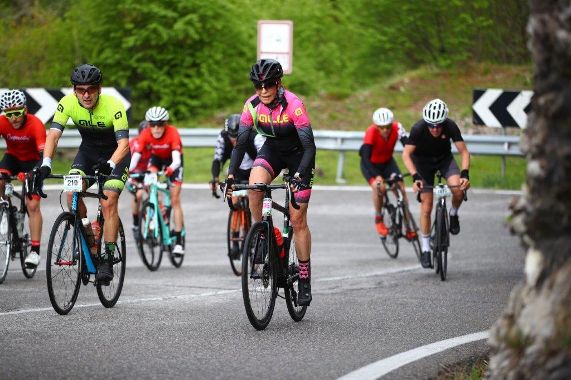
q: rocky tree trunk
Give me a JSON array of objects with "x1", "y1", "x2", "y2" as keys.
[{"x1": 488, "y1": 1, "x2": 571, "y2": 379}]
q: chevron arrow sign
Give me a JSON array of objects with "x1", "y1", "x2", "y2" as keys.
[
  {"x1": 0, "y1": 87, "x2": 131, "y2": 125},
  {"x1": 472, "y1": 89, "x2": 532, "y2": 128}
]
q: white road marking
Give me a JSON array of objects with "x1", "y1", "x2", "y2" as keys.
[{"x1": 338, "y1": 331, "x2": 489, "y2": 379}]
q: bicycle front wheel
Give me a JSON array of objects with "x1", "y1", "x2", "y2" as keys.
[
  {"x1": 138, "y1": 201, "x2": 163, "y2": 271},
  {"x1": 380, "y1": 204, "x2": 399, "y2": 258},
  {"x1": 434, "y1": 207, "x2": 447, "y2": 281},
  {"x1": 0, "y1": 204, "x2": 12, "y2": 284},
  {"x1": 284, "y1": 227, "x2": 307, "y2": 322},
  {"x1": 228, "y1": 207, "x2": 250, "y2": 276},
  {"x1": 46, "y1": 212, "x2": 81, "y2": 315},
  {"x1": 242, "y1": 222, "x2": 277, "y2": 330},
  {"x1": 168, "y1": 227, "x2": 185, "y2": 268},
  {"x1": 97, "y1": 219, "x2": 127, "y2": 307},
  {"x1": 402, "y1": 202, "x2": 422, "y2": 262},
  {"x1": 19, "y1": 212, "x2": 36, "y2": 279}
]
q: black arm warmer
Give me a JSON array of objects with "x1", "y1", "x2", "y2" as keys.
[{"x1": 295, "y1": 126, "x2": 316, "y2": 175}]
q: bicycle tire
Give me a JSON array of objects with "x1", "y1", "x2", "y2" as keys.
[
  {"x1": 97, "y1": 219, "x2": 127, "y2": 307},
  {"x1": 0, "y1": 204, "x2": 12, "y2": 284},
  {"x1": 228, "y1": 206, "x2": 251, "y2": 276},
  {"x1": 168, "y1": 227, "x2": 185, "y2": 268},
  {"x1": 402, "y1": 202, "x2": 422, "y2": 262},
  {"x1": 137, "y1": 201, "x2": 163, "y2": 271},
  {"x1": 46, "y1": 212, "x2": 81, "y2": 315},
  {"x1": 18, "y1": 211, "x2": 36, "y2": 279},
  {"x1": 380, "y1": 203, "x2": 399, "y2": 258},
  {"x1": 434, "y1": 206, "x2": 447, "y2": 281},
  {"x1": 242, "y1": 222, "x2": 277, "y2": 330},
  {"x1": 284, "y1": 227, "x2": 307, "y2": 322}
]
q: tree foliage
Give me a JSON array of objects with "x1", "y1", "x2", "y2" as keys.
[{"x1": 0, "y1": 0, "x2": 530, "y2": 123}]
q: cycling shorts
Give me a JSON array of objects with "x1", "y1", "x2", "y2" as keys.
[
  {"x1": 253, "y1": 145, "x2": 314, "y2": 203},
  {"x1": 70, "y1": 147, "x2": 131, "y2": 193},
  {"x1": 360, "y1": 157, "x2": 402, "y2": 186},
  {"x1": 0, "y1": 153, "x2": 39, "y2": 176},
  {"x1": 148, "y1": 156, "x2": 184, "y2": 186},
  {"x1": 413, "y1": 156, "x2": 460, "y2": 192}
]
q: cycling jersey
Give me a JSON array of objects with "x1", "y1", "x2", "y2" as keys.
[
  {"x1": 135, "y1": 125, "x2": 182, "y2": 160},
  {"x1": 361, "y1": 122, "x2": 407, "y2": 164},
  {"x1": 0, "y1": 114, "x2": 46, "y2": 161},
  {"x1": 51, "y1": 93, "x2": 129, "y2": 149},
  {"x1": 407, "y1": 119, "x2": 463, "y2": 163},
  {"x1": 129, "y1": 136, "x2": 151, "y2": 173},
  {"x1": 229, "y1": 89, "x2": 316, "y2": 178}
]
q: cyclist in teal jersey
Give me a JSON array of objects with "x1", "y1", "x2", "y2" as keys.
[{"x1": 35, "y1": 64, "x2": 130, "y2": 284}]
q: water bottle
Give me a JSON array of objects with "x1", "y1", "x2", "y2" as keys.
[
  {"x1": 16, "y1": 211, "x2": 25, "y2": 237},
  {"x1": 273, "y1": 226, "x2": 285, "y2": 259},
  {"x1": 81, "y1": 218, "x2": 95, "y2": 250}
]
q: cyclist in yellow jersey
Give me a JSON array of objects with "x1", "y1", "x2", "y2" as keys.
[{"x1": 35, "y1": 64, "x2": 130, "y2": 285}]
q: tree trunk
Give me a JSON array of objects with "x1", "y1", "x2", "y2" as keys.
[{"x1": 487, "y1": 1, "x2": 571, "y2": 379}]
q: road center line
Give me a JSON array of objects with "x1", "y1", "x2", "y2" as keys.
[{"x1": 338, "y1": 331, "x2": 489, "y2": 380}]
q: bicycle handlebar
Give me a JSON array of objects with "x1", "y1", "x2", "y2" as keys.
[
  {"x1": 222, "y1": 177, "x2": 301, "y2": 212},
  {"x1": 46, "y1": 171, "x2": 109, "y2": 201}
]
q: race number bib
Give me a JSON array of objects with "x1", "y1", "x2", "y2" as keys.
[{"x1": 63, "y1": 175, "x2": 83, "y2": 192}]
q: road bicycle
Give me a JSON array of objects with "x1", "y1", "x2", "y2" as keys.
[
  {"x1": 419, "y1": 172, "x2": 467, "y2": 281},
  {"x1": 135, "y1": 172, "x2": 185, "y2": 271},
  {"x1": 0, "y1": 174, "x2": 36, "y2": 284},
  {"x1": 225, "y1": 188, "x2": 252, "y2": 276},
  {"x1": 42, "y1": 171, "x2": 126, "y2": 314},
  {"x1": 377, "y1": 174, "x2": 421, "y2": 261},
  {"x1": 226, "y1": 176, "x2": 307, "y2": 330}
]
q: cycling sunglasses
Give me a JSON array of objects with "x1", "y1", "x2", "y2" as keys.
[
  {"x1": 428, "y1": 123, "x2": 443, "y2": 129},
  {"x1": 149, "y1": 121, "x2": 166, "y2": 128},
  {"x1": 253, "y1": 79, "x2": 278, "y2": 90},
  {"x1": 378, "y1": 124, "x2": 392, "y2": 129},
  {"x1": 4, "y1": 109, "x2": 25, "y2": 118},
  {"x1": 74, "y1": 85, "x2": 99, "y2": 96}
]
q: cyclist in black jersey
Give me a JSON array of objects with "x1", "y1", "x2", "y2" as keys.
[
  {"x1": 35, "y1": 64, "x2": 131, "y2": 284},
  {"x1": 225, "y1": 59, "x2": 316, "y2": 306},
  {"x1": 402, "y1": 99, "x2": 470, "y2": 268}
]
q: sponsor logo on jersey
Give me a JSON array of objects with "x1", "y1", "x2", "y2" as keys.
[{"x1": 257, "y1": 114, "x2": 289, "y2": 124}]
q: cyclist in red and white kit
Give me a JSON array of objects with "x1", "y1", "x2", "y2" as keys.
[
  {"x1": 129, "y1": 106, "x2": 185, "y2": 256},
  {"x1": 360, "y1": 107, "x2": 414, "y2": 238},
  {"x1": 225, "y1": 59, "x2": 316, "y2": 306},
  {"x1": 127, "y1": 121, "x2": 152, "y2": 235},
  {"x1": 0, "y1": 89, "x2": 46, "y2": 267}
]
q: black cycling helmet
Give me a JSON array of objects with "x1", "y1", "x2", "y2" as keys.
[
  {"x1": 71, "y1": 63, "x2": 103, "y2": 85},
  {"x1": 249, "y1": 59, "x2": 283, "y2": 83},
  {"x1": 225, "y1": 114, "x2": 240, "y2": 138}
]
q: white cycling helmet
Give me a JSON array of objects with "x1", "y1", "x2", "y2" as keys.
[
  {"x1": 145, "y1": 106, "x2": 169, "y2": 122},
  {"x1": 0, "y1": 89, "x2": 27, "y2": 111},
  {"x1": 422, "y1": 98, "x2": 448, "y2": 125},
  {"x1": 372, "y1": 107, "x2": 394, "y2": 126}
]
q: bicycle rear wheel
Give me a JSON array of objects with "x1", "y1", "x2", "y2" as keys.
[
  {"x1": 242, "y1": 222, "x2": 277, "y2": 330},
  {"x1": 19, "y1": 212, "x2": 36, "y2": 279},
  {"x1": 0, "y1": 204, "x2": 12, "y2": 284},
  {"x1": 228, "y1": 207, "x2": 250, "y2": 276},
  {"x1": 137, "y1": 201, "x2": 163, "y2": 271},
  {"x1": 97, "y1": 219, "x2": 127, "y2": 307},
  {"x1": 46, "y1": 212, "x2": 81, "y2": 315},
  {"x1": 380, "y1": 204, "x2": 399, "y2": 258},
  {"x1": 402, "y1": 202, "x2": 422, "y2": 262},
  {"x1": 284, "y1": 227, "x2": 307, "y2": 322}
]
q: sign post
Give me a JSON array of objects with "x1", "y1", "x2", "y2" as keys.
[{"x1": 257, "y1": 20, "x2": 293, "y2": 74}]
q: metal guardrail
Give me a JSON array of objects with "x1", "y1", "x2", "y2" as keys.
[{"x1": 0, "y1": 128, "x2": 522, "y2": 183}]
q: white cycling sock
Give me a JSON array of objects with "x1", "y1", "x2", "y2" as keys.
[
  {"x1": 421, "y1": 234, "x2": 430, "y2": 252},
  {"x1": 449, "y1": 207, "x2": 458, "y2": 216}
]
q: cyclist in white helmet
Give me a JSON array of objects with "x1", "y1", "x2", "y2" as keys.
[
  {"x1": 0, "y1": 89, "x2": 46, "y2": 268},
  {"x1": 360, "y1": 107, "x2": 412, "y2": 238},
  {"x1": 129, "y1": 106, "x2": 185, "y2": 255},
  {"x1": 402, "y1": 98, "x2": 471, "y2": 269}
]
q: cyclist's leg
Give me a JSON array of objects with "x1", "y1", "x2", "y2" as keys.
[
  {"x1": 361, "y1": 159, "x2": 387, "y2": 235},
  {"x1": 248, "y1": 148, "x2": 278, "y2": 222},
  {"x1": 442, "y1": 158, "x2": 462, "y2": 234},
  {"x1": 414, "y1": 158, "x2": 436, "y2": 267}
]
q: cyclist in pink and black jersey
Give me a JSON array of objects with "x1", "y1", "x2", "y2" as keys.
[{"x1": 225, "y1": 59, "x2": 316, "y2": 306}]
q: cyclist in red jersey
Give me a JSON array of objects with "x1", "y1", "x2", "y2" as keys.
[
  {"x1": 0, "y1": 89, "x2": 46, "y2": 267},
  {"x1": 127, "y1": 121, "x2": 151, "y2": 235},
  {"x1": 225, "y1": 59, "x2": 316, "y2": 306},
  {"x1": 360, "y1": 107, "x2": 414, "y2": 238},
  {"x1": 129, "y1": 106, "x2": 185, "y2": 255}
]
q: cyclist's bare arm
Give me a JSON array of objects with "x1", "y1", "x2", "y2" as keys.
[
  {"x1": 402, "y1": 144, "x2": 422, "y2": 191},
  {"x1": 109, "y1": 138, "x2": 129, "y2": 166},
  {"x1": 453, "y1": 140, "x2": 471, "y2": 190},
  {"x1": 42, "y1": 128, "x2": 63, "y2": 161}
]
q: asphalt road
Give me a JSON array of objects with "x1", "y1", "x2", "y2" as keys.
[{"x1": 0, "y1": 185, "x2": 524, "y2": 379}]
